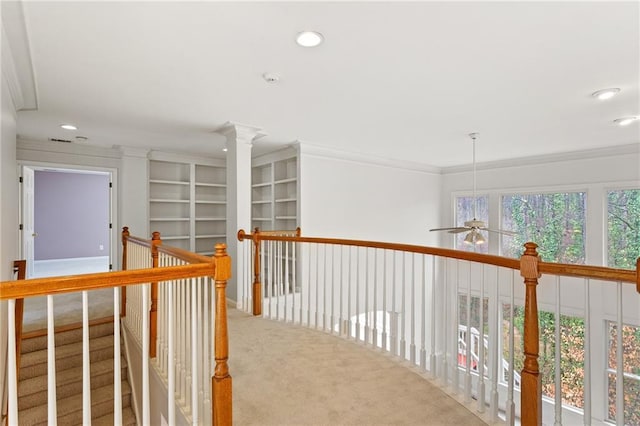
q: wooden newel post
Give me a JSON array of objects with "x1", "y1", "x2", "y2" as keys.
[
  {"x1": 252, "y1": 227, "x2": 262, "y2": 316},
  {"x1": 149, "y1": 231, "x2": 161, "y2": 358},
  {"x1": 212, "y1": 243, "x2": 232, "y2": 426},
  {"x1": 520, "y1": 242, "x2": 542, "y2": 426},
  {"x1": 121, "y1": 227, "x2": 130, "y2": 317}
]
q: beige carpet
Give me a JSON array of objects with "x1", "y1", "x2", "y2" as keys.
[
  {"x1": 229, "y1": 308, "x2": 488, "y2": 426},
  {"x1": 22, "y1": 289, "x2": 114, "y2": 332}
]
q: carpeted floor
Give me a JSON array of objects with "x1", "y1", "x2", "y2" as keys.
[{"x1": 228, "y1": 308, "x2": 488, "y2": 425}]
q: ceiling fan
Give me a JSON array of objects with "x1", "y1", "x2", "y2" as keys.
[{"x1": 430, "y1": 133, "x2": 516, "y2": 245}]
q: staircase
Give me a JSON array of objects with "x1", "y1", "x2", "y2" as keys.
[{"x1": 16, "y1": 319, "x2": 137, "y2": 426}]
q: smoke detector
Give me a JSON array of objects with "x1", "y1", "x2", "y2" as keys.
[{"x1": 262, "y1": 72, "x2": 280, "y2": 83}]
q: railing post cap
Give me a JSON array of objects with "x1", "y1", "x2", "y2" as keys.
[
  {"x1": 523, "y1": 242, "x2": 538, "y2": 255},
  {"x1": 152, "y1": 231, "x2": 161, "y2": 241}
]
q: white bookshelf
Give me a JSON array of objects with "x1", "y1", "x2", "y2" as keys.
[
  {"x1": 149, "y1": 158, "x2": 226, "y2": 255},
  {"x1": 251, "y1": 149, "x2": 299, "y2": 231}
]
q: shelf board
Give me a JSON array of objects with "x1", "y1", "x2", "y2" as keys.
[
  {"x1": 253, "y1": 218, "x2": 272, "y2": 221},
  {"x1": 275, "y1": 198, "x2": 297, "y2": 203},
  {"x1": 195, "y1": 234, "x2": 226, "y2": 239},
  {"x1": 195, "y1": 182, "x2": 226, "y2": 188},
  {"x1": 150, "y1": 217, "x2": 190, "y2": 222},
  {"x1": 251, "y1": 182, "x2": 272, "y2": 188},
  {"x1": 150, "y1": 199, "x2": 189, "y2": 203},
  {"x1": 195, "y1": 200, "x2": 226, "y2": 204},
  {"x1": 195, "y1": 217, "x2": 226, "y2": 221},
  {"x1": 150, "y1": 179, "x2": 190, "y2": 186},
  {"x1": 252, "y1": 200, "x2": 272, "y2": 205},
  {"x1": 274, "y1": 177, "x2": 297, "y2": 185},
  {"x1": 275, "y1": 216, "x2": 296, "y2": 220},
  {"x1": 161, "y1": 235, "x2": 190, "y2": 241}
]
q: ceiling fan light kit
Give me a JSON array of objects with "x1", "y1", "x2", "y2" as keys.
[{"x1": 429, "y1": 133, "x2": 516, "y2": 244}]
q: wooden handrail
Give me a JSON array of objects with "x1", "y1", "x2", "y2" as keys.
[
  {"x1": 238, "y1": 230, "x2": 638, "y2": 284},
  {"x1": 157, "y1": 244, "x2": 215, "y2": 264},
  {"x1": 0, "y1": 263, "x2": 215, "y2": 300}
]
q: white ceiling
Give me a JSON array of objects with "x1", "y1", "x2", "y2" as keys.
[{"x1": 9, "y1": 1, "x2": 640, "y2": 167}]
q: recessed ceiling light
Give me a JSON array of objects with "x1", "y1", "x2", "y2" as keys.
[
  {"x1": 222, "y1": 148, "x2": 228, "y2": 152},
  {"x1": 296, "y1": 31, "x2": 324, "y2": 47},
  {"x1": 60, "y1": 124, "x2": 77, "y2": 130},
  {"x1": 262, "y1": 72, "x2": 280, "y2": 83},
  {"x1": 613, "y1": 116, "x2": 639, "y2": 126},
  {"x1": 592, "y1": 88, "x2": 620, "y2": 100}
]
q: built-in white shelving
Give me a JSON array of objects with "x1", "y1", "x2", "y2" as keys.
[
  {"x1": 149, "y1": 158, "x2": 226, "y2": 255},
  {"x1": 251, "y1": 150, "x2": 299, "y2": 231}
]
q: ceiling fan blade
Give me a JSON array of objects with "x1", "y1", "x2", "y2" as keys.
[
  {"x1": 429, "y1": 227, "x2": 468, "y2": 233},
  {"x1": 482, "y1": 228, "x2": 518, "y2": 236},
  {"x1": 448, "y1": 228, "x2": 472, "y2": 234}
]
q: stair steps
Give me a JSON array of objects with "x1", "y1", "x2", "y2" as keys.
[{"x1": 17, "y1": 320, "x2": 137, "y2": 426}]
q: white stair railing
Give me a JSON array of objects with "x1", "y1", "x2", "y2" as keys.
[{"x1": 237, "y1": 229, "x2": 639, "y2": 426}]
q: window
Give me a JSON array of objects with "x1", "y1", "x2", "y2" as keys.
[
  {"x1": 607, "y1": 322, "x2": 640, "y2": 424},
  {"x1": 455, "y1": 195, "x2": 489, "y2": 253},
  {"x1": 501, "y1": 192, "x2": 586, "y2": 263},
  {"x1": 502, "y1": 304, "x2": 585, "y2": 409},
  {"x1": 607, "y1": 189, "x2": 640, "y2": 269}
]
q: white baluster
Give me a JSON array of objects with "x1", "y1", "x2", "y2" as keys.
[
  {"x1": 307, "y1": 244, "x2": 312, "y2": 327},
  {"x1": 382, "y1": 250, "x2": 388, "y2": 351},
  {"x1": 293, "y1": 240, "x2": 298, "y2": 324},
  {"x1": 452, "y1": 261, "x2": 459, "y2": 395},
  {"x1": 615, "y1": 282, "x2": 623, "y2": 426},
  {"x1": 429, "y1": 257, "x2": 437, "y2": 378},
  {"x1": 142, "y1": 283, "x2": 150, "y2": 425},
  {"x1": 347, "y1": 247, "x2": 352, "y2": 338},
  {"x1": 400, "y1": 253, "x2": 406, "y2": 359},
  {"x1": 8, "y1": 299, "x2": 18, "y2": 425},
  {"x1": 464, "y1": 263, "x2": 472, "y2": 401},
  {"x1": 410, "y1": 253, "x2": 416, "y2": 364},
  {"x1": 315, "y1": 244, "x2": 320, "y2": 329},
  {"x1": 114, "y1": 287, "x2": 122, "y2": 426},
  {"x1": 356, "y1": 249, "x2": 361, "y2": 342},
  {"x1": 373, "y1": 249, "x2": 378, "y2": 348},
  {"x1": 285, "y1": 240, "x2": 289, "y2": 322},
  {"x1": 276, "y1": 241, "x2": 281, "y2": 320},
  {"x1": 331, "y1": 245, "x2": 335, "y2": 334},
  {"x1": 47, "y1": 295, "x2": 57, "y2": 425},
  {"x1": 323, "y1": 244, "x2": 327, "y2": 332},
  {"x1": 506, "y1": 271, "x2": 516, "y2": 426},
  {"x1": 168, "y1": 275, "x2": 176, "y2": 426},
  {"x1": 191, "y1": 277, "x2": 199, "y2": 425},
  {"x1": 420, "y1": 255, "x2": 427, "y2": 370},
  {"x1": 364, "y1": 248, "x2": 369, "y2": 343},
  {"x1": 490, "y1": 267, "x2": 499, "y2": 421},
  {"x1": 478, "y1": 264, "x2": 485, "y2": 413},
  {"x1": 442, "y1": 258, "x2": 449, "y2": 387},
  {"x1": 583, "y1": 279, "x2": 591, "y2": 426},
  {"x1": 82, "y1": 291, "x2": 92, "y2": 424}
]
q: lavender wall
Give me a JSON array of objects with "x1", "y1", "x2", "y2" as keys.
[{"x1": 34, "y1": 170, "x2": 110, "y2": 260}]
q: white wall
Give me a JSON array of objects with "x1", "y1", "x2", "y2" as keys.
[
  {"x1": 0, "y1": 56, "x2": 19, "y2": 424},
  {"x1": 299, "y1": 146, "x2": 441, "y2": 246}
]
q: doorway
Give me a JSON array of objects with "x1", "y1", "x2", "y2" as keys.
[{"x1": 20, "y1": 164, "x2": 115, "y2": 331}]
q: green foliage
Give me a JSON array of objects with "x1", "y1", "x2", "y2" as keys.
[
  {"x1": 501, "y1": 192, "x2": 586, "y2": 263},
  {"x1": 608, "y1": 189, "x2": 640, "y2": 269}
]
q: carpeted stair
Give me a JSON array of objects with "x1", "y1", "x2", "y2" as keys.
[{"x1": 17, "y1": 320, "x2": 137, "y2": 426}]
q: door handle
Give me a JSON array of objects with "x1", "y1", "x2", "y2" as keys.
[{"x1": 32, "y1": 232, "x2": 38, "y2": 237}]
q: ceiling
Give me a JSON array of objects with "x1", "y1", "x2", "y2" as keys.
[{"x1": 8, "y1": 1, "x2": 640, "y2": 167}]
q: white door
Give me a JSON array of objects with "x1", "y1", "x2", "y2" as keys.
[{"x1": 21, "y1": 166, "x2": 35, "y2": 278}]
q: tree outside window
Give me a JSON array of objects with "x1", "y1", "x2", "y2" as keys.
[
  {"x1": 501, "y1": 192, "x2": 586, "y2": 263},
  {"x1": 455, "y1": 195, "x2": 488, "y2": 253}
]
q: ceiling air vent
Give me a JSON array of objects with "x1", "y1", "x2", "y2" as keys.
[{"x1": 48, "y1": 137, "x2": 72, "y2": 143}]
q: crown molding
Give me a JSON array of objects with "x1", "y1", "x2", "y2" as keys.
[
  {"x1": 147, "y1": 149, "x2": 225, "y2": 166},
  {"x1": 297, "y1": 141, "x2": 441, "y2": 174},
  {"x1": 17, "y1": 138, "x2": 122, "y2": 159},
  {"x1": 1, "y1": 1, "x2": 38, "y2": 110},
  {"x1": 441, "y1": 143, "x2": 640, "y2": 174}
]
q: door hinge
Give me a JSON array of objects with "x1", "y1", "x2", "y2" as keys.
[
  {"x1": 19, "y1": 176, "x2": 23, "y2": 183},
  {"x1": 109, "y1": 182, "x2": 112, "y2": 188},
  {"x1": 109, "y1": 264, "x2": 113, "y2": 271},
  {"x1": 109, "y1": 223, "x2": 112, "y2": 229},
  {"x1": 19, "y1": 224, "x2": 23, "y2": 230}
]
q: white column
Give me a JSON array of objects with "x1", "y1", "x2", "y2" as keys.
[{"x1": 217, "y1": 122, "x2": 265, "y2": 302}]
